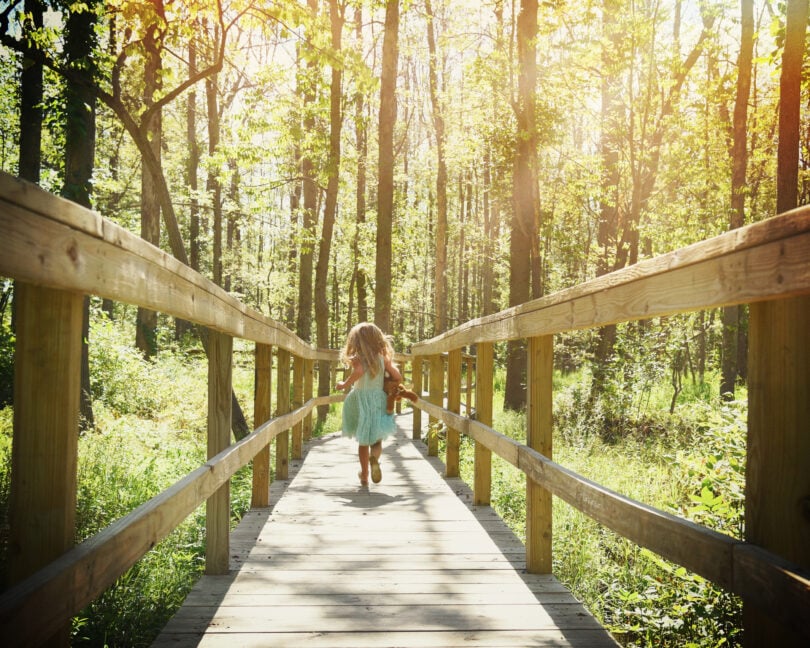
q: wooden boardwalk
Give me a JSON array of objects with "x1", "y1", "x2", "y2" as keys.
[{"x1": 152, "y1": 414, "x2": 618, "y2": 647}]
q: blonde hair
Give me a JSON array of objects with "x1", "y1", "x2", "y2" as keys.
[{"x1": 340, "y1": 322, "x2": 394, "y2": 378}]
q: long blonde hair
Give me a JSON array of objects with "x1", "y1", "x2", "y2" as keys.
[{"x1": 340, "y1": 322, "x2": 394, "y2": 378}]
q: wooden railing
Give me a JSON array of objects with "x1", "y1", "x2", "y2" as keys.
[
  {"x1": 2, "y1": 169, "x2": 810, "y2": 645},
  {"x1": 0, "y1": 172, "x2": 343, "y2": 646},
  {"x1": 406, "y1": 210, "x2": 810, "y2": 645}
]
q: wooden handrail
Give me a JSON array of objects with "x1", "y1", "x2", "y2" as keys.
[
  {"x1": 0, "y1": 394, "x2": 344, "y2": 648},
  {"x1": 0, "y1": 172, "x2": 337, "y2": 362},
  {"x1": 412, "y1": 206, "x2": 810, "y2": 354},
  {"x1": 411, "y1": 397, "x2": 810, "y2": 639}
]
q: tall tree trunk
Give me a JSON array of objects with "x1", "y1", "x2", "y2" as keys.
[
  {"x1": 188, "y1": 35, "x2": 201, "y2": 273},
  {"x1": 19, "y1": 0, "x2": 43, "y2": 183},
  {"x1": 425, "y1": 0, "x2": 448, "y2": 334},
  {"x1": 352, "y1": 6, "x2": 369, "y2": 325},
  {"x1": 177, "y1": 33, "x2": 199, "y2": 341},
  {"x1": 136, "y1": 14, "x2": 163, "y2": 358},
  {"x1": 591, "y1": 0, "x2": 622, "y2": 401},
  {"x1": 375, "y1": 0, "x2": 400, "y2": 333},
  {"x1": 315, "y1": 0, "x2": 344, "y2": 422},
  {"x1": 297, "y1": 0, "x2": 319, "y2": 343},
  {"x1": 721, "y1": 0, "x2": 754, "y2": 400},
  {"x1": 62, "y1": 2, "x2": 98, "y2": 440},
  {"x1": 206, "y1": 58, "x2": 223, "y2": 287},
  {"x1": 504, "y1": 0, "x2": 538, "y2": 411}
]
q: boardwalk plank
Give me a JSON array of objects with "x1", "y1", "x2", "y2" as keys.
[{"x1": 152, "y1": 415, "x2": 618, "y2": 647}]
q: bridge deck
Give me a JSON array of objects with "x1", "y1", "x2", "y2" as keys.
[{"x1": 152, "y1": 414, "x2": 618, "y2": 647}]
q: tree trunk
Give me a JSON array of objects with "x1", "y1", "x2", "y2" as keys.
[
  {"x1": 315, "y1": 0, "x2": 344, "y2": 422},
  {"x1": 746, "y1": 5, "x2": 810, "y2": 642},
  {"x1": 352, "y1": 7, "x2": 368, "y2": 325},
  {"x1": 425, "y1": 0, "x2": 448, "y2": 334},
  {"x1": 136, "y1": 15, "x2": 163, "y2": 358},
  {"x1": 18, "y1": 0, "x2": 43, "y2": 183},
  {"x1": 721, "y1": 0, "x2": 754, "y2": 400},
  {"x1": 297, "y1": 0, "x2": 319, "y2": 343},
  {"x1": 206, "y1": 59, "x2": 223, "y2": 287},
  {"x1": 504, "y1": 0, "x2": 538, "y2": 411},
  {"x1": 62, "y1": 1, "x2": 98, "y2": 434},
  {"x1": 375, "y1": 0, "x2": 400, "y2": 334}
]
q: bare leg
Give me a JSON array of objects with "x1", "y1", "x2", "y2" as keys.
[
  {"x1": 358, "y1": 445, "x2": 370, "y2": 484},
  {"x1": 370, "y1": 441, "x2": 383, "y2": 483}
]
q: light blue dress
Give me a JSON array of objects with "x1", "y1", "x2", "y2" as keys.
[{"x1": 341, "y1": 355, "x2": 397, "y2": 445}]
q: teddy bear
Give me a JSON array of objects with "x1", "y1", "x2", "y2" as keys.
[{"x1": 383, "y1": 375, "x2": 419, "y2": 414}]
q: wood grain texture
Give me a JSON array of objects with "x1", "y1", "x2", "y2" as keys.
[
  {"x1": 206, "y1": 331, "x2": 232, "y2": 575},
  {"x1": 412, "y1": 208, "x2": 810, "y2": 355},
  {"x1": 474, "y1": 342, "x2": 493, "y2": 507},
  {"x1": 276, "y1": 348, "x2": 291, "y2": 480},
  {"x1": 745, "y1": 295, "x2": 810, "y2": 646},
  {"x1": 411, "y1": 356, "x2": 423, "y2": 440},
  {"x1": 446, "y1": 348, "x2": 462, "y2": 477},
  {"x1": 251, "y1": 344, "x2": 273, "y2": 508},
  {"x1": 0, "y1": 395, "x2": 343, "y2": 648},
  {"x1": 0, "y1": 172, "x2": 335, "y2": 361},
  {"x1": 428, "y1": 354, "x2": 444, "y2": 456},
  {"x1": 526, "y1": 335, "x2": 553, "y2": 574},
  {"x1": 151, "y1": 415, "x2": 618, "y2": 648}
]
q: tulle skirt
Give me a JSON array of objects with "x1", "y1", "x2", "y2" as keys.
[{"x1": 342, "y1": 387, "x2": 397, "y2": 446}]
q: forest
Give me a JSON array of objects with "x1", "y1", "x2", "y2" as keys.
[{"x1": 1, "y1": 0, "x2": 809, "y2": 646}]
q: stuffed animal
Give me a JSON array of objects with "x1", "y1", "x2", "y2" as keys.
[{"x1": 383, "y1": 375, "x2": 419, "y2": 414}]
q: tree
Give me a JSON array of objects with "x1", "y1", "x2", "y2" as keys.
[
  {"x1": 504, "y1": 0, "x2": 538, "y2": 411},
  {"x1": 721, "y1": 0, "x2": 754, "y2": 400},
  {"x1": 315, "y1": 0, "x2": 345, "y2": 421},
  {"x1": 135, "y1": 1, "x2": 165, "y2": 358},
  {"x1": 18, "y1": 0, "x2": 43, "y2": 183},
  {"x1": 425, "y1": 0, "x2": 448, "y2": 334},
  {"x1": 374, "y1": 0, "x2": 400, "y2": 333},
  {"x1": 62, "y1": 0, "x2": 99, "y2": 432}
]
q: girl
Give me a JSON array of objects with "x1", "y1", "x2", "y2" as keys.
[{"x1": 336, "y1": 322, "x2": 402, "y2": 485}]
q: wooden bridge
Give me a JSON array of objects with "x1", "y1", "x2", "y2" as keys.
[
  {"x1": 152, "y1": 417, "x2": 617, "y2": 647},
  {"x1": 1, "y1": 170, "x2": 809, "y2": 646}
]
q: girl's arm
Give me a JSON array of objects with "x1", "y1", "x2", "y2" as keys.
[
  {"x1": 336, "y1": 357, "x2": 364, "y2": 391},
  {"x1": 384, "y1": 357, "x2": 403, "y2": 383}
]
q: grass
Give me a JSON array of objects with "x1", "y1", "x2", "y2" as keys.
[
  {"x1": 0, "y1": 310, "x2": 343, "y2": 647},
  {"x1": 0, "y1": 309, "x2": 744, "y2": 647},
  {"x1": 453, "y1": 367, "x2": 744, "y2": 648}
]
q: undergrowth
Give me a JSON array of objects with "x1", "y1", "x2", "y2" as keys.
[
  {"x1": 0, "y1": 309, "x2": 340, "y2": 647},
  {"x1": 0, "y1": 308, "x2": 745, "y2": 647},
  {"x1": 456, "y1": 368, "x2": 744, "y2": 647}
]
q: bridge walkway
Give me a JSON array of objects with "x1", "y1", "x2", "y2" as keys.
[{"x1": 152, "y1": 413, "x2": 618, "y2": 647}]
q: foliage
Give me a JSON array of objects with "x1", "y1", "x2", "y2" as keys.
[{"x1": 456, "y1": 369, "x2": 746, "y2": 648}]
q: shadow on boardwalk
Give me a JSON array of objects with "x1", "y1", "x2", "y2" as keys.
[{"x1": 152, "y1": 412, "x2": 618, "y2": 647}]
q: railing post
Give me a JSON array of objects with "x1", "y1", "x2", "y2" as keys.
[
  {"x1": 252, "y1": 343, "x2": 273, "y2": 508},
  {"x1": 465, "y1": 355, "x2": 473, "y2": 415},
  {"x1": 292, "y1": 354, "x2": 304, "y2": 459},
  {"x1": 428, "y1": 353, "x2": 444, "y2": 456},
  {"x1": 304, "y1": 358, "x2": 314, "y2": 442},
  {"x1": 206, "y1": 329, "x2": 232, "y2": 575},
  {"x1": 446, "y1": 348, "x2": 462, "y2": 477},
  {"x1": 526, "y1": 335, "x2": 553, "y2": 574},
  {"x1": 474, "y1": 342, "x2": 493, "y2": 506},
  {"x1": 276, "y1": 347, "x2": 290, "y2": 480},
  {"x1": 10, "y1": 283, "x2": 83, "y2": 646},
  {"x1": 745, "y1": 295, "x2": 810, "y2": 647},
  {"x1": 412, "y1": 356, "x2": 423, "y2": 440}
]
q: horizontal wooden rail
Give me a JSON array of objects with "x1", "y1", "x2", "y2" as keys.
[
  {"x1": 412, "y1": 207, "x2": 810, "y2": 354},
  {"x1": 411, "y1": 398, "x2": 810, "y2": 639},
  {"x1": 0, "y1": 172, "x2": 336, "y2": 362},
  {"x1": 0, "y1": 394, "x2": 344, "y2": 648}
]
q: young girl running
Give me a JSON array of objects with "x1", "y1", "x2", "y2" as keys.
[{"x1": 336, "y1": 322, "x2": 402, "y2": 485}]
